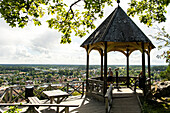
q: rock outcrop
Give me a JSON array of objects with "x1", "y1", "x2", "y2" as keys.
[{"x1": 153, "y1": 81, "x2": 170, "y2": 99}]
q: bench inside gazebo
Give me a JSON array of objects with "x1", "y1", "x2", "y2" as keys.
[{"x1": 81, "y1": 4, "x2": 155, "y2": 101}]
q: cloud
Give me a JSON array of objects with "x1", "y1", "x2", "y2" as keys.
[{"x1": 0, "y1": 2, "x2": 169, "y2": 65}]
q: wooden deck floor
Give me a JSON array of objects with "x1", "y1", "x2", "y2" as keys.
[
  {"x1": 111, "y1": 88, "x2": 142, "y2": 113},
  {"x1": 1, "y1": 88, "x2": 143, "y2": 113},
  {"x1": 61, "y1": 88, "x2": 142, "y2": 113}
]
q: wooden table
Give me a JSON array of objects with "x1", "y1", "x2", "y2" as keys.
[{"x1": 43, "y1": 90, "x2": 69, "y2": 104}]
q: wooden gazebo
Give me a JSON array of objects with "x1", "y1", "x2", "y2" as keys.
[{"x1": 81, "y1": 5, "x2": 155, "y2": 96}]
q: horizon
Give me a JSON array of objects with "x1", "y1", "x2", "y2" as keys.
[{"x1": 0, "y1": 64, "x2": 168, "y2": 66}]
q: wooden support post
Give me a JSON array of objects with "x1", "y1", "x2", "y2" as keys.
[
  {"x1": 116, "y1": 71, "x2": 118, "y2": 88},
  {"x1": 104, "y1": 42, "x2": 107, "y2": 96},
  {"x1": 86, "y1": 45, "x2": 89, "y2": 92},
  {"x1": 142, "y1": 42, "x2": 146, "y2": 96},
  {"x1": 148, "y1": 46, "x2": 151, "y2": 90},
  {"x1": 101, "y1": 49, "x2": 103, "y2": 80},
  {"x1": 82, "y1": 82, "x2": 84, "y2": 97},
  {"x1": 127, "y1": 49, "x2": 130, "y2": 88}
]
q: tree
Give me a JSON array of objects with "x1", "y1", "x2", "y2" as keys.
[
  {"x1": 150, "y1": 26, "x2": 170, "y2": 63},
  {"x1": 127, "y1": 0, "x2": 170, "y2": 63},
  {"x1": 160, "y1": 64, "x2": 170, "y2": 80},
  {"x1": 127, "y1": 0, "x2": 169, "y2": 26},
  {"x1": 0, "y1": 0, "x2": 113, "y2": 43}
]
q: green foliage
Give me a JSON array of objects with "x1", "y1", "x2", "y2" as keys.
[
  {"x1": 4, "y1": 105, "x2": 22, "y2": 113},
  {"x1": 127, "y1": 0, "x2": 169, "y2": 26},
  {"x1": 0, "y1": 0, "x2": 113, "y2": 44},
  {"x1": 127, "y1": 1, "x2": 170, "y2": 64},
  {"x1": 141, "y1": 99, "x2": 170, "y2": 113},
  {"x1": 150, "y1": 26, "x2": 170, "y2": 63},
  {"x1": 160, "y1": 64, "x2": 170, "y2": 80},
  {"x1": 72, "y1": 91, "x2": 81, "y2": 96},
  {"x1": 151, "y1": 65, "x2": 168, "y2": 71}
]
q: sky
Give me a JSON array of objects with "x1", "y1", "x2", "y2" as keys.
[{"x1": 0, "y1": 1, "x2": 169, "y2": 65}]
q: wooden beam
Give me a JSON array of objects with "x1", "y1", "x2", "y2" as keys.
[
  {"x1": 148, "y1": 46, "x2": 151, "y2": 90},
  {"x1": 101, "y1": 49, "x2": 103, "y2": 80},
  {"x1": 127, "y1": 49, "x2": 129, "y2": 88},
  {"x1": 142, "y1": 42, "x2": 146, "y2": 96},
  {"x1": 104, "y1": 42, "x2": 107, "y2": 96},
  {"x1": 86, "y1": 45, "x2": 89, "y2": 92}
]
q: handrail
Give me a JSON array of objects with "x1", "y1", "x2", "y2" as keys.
[
  {"x1": 133, "y1": 77, "x2": 151, "y2": 94},
  {"x1": 105, "y1": 84, "x2": 113, "y2": 113},
  {"x1": 88, "y1": 78, "x2": 104, "y2": 96},
  {"x1": 0, "y1": 81, "x2": 85, "y2": 103},
  {"x1": 0, "y1": 103, "x2": 79, "y2": 107},
  {"x1": 0, "y1": 103, "x2": 79, "y2": 113}
]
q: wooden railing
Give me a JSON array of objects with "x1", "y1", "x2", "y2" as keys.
[
  {"x1": 0, "y1": 81, "x2": 84, "y2": 103},
  {"x1": 105, "y1": 84, "x2": 113, "y2": 113},
  {"x1": 133, "y1": 77, "x2": 151, "y2": 94},
  {"x1": 61, "y1": 81, "x2": 84, "y2": 97},
  {"x1": 0, "y1": 103, "x2": 79, "y2": 113},
  {"x1": 90, "y1": 76, "x2": 138, "y2": 88},
  {"x1": 88, "y1": 78, "x2": 104, "y2": 96}
]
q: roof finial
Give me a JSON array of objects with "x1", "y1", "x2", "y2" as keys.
[{"x1": 117, "y1": 0, "x2": 120, "y2": 4}]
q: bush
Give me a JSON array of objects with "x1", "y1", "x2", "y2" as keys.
[{"x1": 4, "y1": 106, "x2": 22, "y2": 113}]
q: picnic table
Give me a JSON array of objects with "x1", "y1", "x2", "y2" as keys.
[{"x1": 43, "y1": 90, "x2": 69, "y2": 104}]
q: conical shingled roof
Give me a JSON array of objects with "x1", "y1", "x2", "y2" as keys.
[{"x1": 81, "y1": 6, "x2": 155, "y2": 55}]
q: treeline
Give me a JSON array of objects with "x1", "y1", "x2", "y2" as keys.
[
  {"x1": 0, "y1": 64, "x2": 168, "y2": 72},
  {"x1": 0, "y1": 65, "x2": 34, "y2": 74}
]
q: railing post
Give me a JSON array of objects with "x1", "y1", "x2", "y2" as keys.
[
  {"x1": 9, "y1": 87, "x2": 13, "y2": 103},
  {"x1": 116, "y1": 71, "x2": 118, "y2": 88},
  {"x1": 49, "y1": 84, "x2": 51, "y2": 90},
  {"x1": 65, "y1": 107, "x2": 69, "y2": 113},
  {"x1": 67, "y1": 82, "x2": 69, "y2": 93},
  {"x1": 5, "y1": 88, "x2": 9, "y2": 103},
  {"x1": 134, "y1": 80, "x2": 137, "y2": 93},
  {"x1": 92, "y1": 81, "x2": 94, "y2": 92},
  {"x1": 82, "y1": 82, "x2": 84, "y2": 97}
]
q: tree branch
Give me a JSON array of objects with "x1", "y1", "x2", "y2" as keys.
[{"x1": 65, "y1": 0, "x2": 82, "y2": 21}]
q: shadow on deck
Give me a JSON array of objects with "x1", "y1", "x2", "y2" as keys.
[
  {"x1": 111, "y1": 88, "x2": 142, "y2": 113},
  {"x1": 1, "y1": 88, "x2": 142, "y2": 113}
]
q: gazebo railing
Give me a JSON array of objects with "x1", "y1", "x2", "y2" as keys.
[
  {"x1": 88, "y1": 78, "x2": 104, "y2": 96},
  {"x1": 90, "y1": 76, "x2": 138, "y2": 88}
]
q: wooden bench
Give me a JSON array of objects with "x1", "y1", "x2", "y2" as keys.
[
  {"x1": 27, "y1": 97, "x2": 79, "y2": 113},
  {"x1": 28, "y1": 97, "x2": 42, "y2": 104},
  {"x1": 105, "y1": 84, "x2": 113, "y2": 113}
]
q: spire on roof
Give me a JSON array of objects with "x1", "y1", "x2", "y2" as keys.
[{"x1": 117, "y1": 0, "x2": 120, "y2": 4}]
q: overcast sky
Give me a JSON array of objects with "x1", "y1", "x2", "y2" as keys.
[{"x1": 0, "y1": 1, "x2": 169, "y2": 65}]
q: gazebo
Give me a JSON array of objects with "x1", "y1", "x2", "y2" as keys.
[{"x1": 81, "y1": 4, "x2": 155, "y2": 96}]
